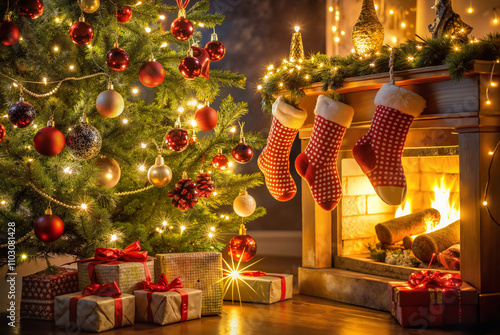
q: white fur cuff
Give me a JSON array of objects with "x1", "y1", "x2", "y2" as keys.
[
  {"x1": 374, "y1": 83, "x2": 426, "y2": 118},
  {"x1": 314, "y1": 95, "x2": 354, "y2": 128},
  {"x1": 272, "y1": 96, "x2": 308, "y2": 129}
]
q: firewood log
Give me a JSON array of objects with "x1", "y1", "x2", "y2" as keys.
[
  {"x1": 375, "y1": 208, "x2": 441, "y2": 245},
  {"x1": 402, "y1": 236, "x2": 414, "y2": 250},
  {"x1": 412, "y1": 221, "x2": 460, "y2": 262}
]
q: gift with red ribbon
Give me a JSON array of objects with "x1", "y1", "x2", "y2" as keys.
[
  {"x1": 223, "y1": 271, "x2": 293, "y2": 304},
  {"x1": 389, "y1": 270, "x2": 478, "y2": 327},
  {"x1": 54, "y1": 281, "x2": 135, "y2": 332},
  {"x1": 75, "y1": 241, "x2": 155, "y2": 294},
  {"x1": 134, "y1": 274, "x2": 202, "y2": 325}
]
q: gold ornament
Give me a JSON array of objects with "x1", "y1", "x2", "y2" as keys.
[
  {"x1": 352, "y1": 0, "x2": 384, "y2": 55},
  {"x1": 148, "y1": 155, "x2": 172, "y2": 187},
  {"x1": 233, "y1": 189, "x2": 256, "y2": 217},
  {"x1": 289, "y1": 26, "x2": 304, "y2": 61},
  {"x1": 96, "y1": 156, "x2": 121, "y2": 188},
  {"x1": 96, "y1": 83, "x2": 124, "y2": 118},
  {"x1": 79, "y1": 0, "x2": 100, "y2": 14}
]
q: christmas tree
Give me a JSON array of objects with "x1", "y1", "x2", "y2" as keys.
[{"x1": 0, "y1": 0, "x2": 266, "y2": 265}]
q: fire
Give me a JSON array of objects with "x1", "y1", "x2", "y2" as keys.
[{"x1": 395, "y1": 200, "x2": 411, "y2": 218}]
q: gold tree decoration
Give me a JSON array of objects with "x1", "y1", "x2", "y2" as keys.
[
  {"x1": 290, "y1": 26, "x2": 305, "y2": 61},
  {"x1": 352, "y1": 0, "x2": 384, "y2": 55}
]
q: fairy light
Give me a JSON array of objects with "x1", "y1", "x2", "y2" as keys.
[
  {"x1": 189, "y1": 100, "x2": 197, "y2": 106},
  {"x1": 257, "y1": 85, "x2": 262, "y2": 90},
  {"x1": 334, "y1": 37, "x2": 340, "y2": 43},
  {"x1": 213, "y1": 191, "x2": 218, "y2": 196},
  {"x1": 374, "y1": 4, "x2": 378, "y2": 10},
  {"x1": 53, "y1": 46, "x2": 59, "y2": 52},
  {"x1": 332, "y1": 26, "x2": 337, "y2": 32},
  {"x1": 407, "y1": 56, "x2": 414, "y2": 61},
  {"x1": 483, "y1": 201, "x2": 488, "y2": 206},
  {"x1": 190, "y1": 119, "x2": 197, "y2": 127},
  {"x1": 319, "y1": 63, "x2": 324, "y2": 67},
  {"x1": 132, "y1": 88, "x2": 139, "y2": 94},
  {"x1": 392, "y1": 37, "x2": 398, "y2": 44},
  {"x1": 489, "y1": 151, "x2": 494, "y2": 155},
  {"x1": 106, "y1": 173, "x2": 113, "y2": 179},
  {"x1": 110, "y1": 234, "x2": 117, "y2": 241},
  {"x1": 81, "y1": 203, "x2": 87, "y2": 210},
  {"x1": 267, "y1": 65, "x2": 274, "y2": 70},
  {"x1": 389, "y1": 9, "x2": 394, "y2": 15},
  {"x1": 33, "y1": 124, "x2": 38, "y2": 129},
  {"x1": 225, "y1": 215, "x2": 229, "y2": 220},
  {"x1": 294, "y1": 26, "x2": 300, "y2": 32},
  {"x1": 351, "y1": 48, "x2": 355, "y2": 53},
  {"x1": 162, "y1": 221, "x2": 168, "y2": 226},
  {"x1": 1, "y1": 200, "x2": 6, "y2": 205},
  {"x1": 160, "y1": 42, "x2": 168, "y2": 48},
  {"x1": 27, "y1": 158, "x2": 33, "y2": 162},
  {"x1": 159, "y1": 15, "x2": 166, "y2": 20},
  {"x1": 228, "y1": 162, "x2": 234, "y2": 167},
  {"x1": 139, "y1": 165, "x2": 146, "y2": 171},
  {"x1": 21, "y1": 254, "x2": 27, "y2": 260},
  {"x1": 491, "y1": 82, "x2": 497, "y2": 87},
  {"x1": 43, "y1": 77, "x2": 47, "y2": 85},
  {"x1": 305, "y1": 75, "x2": 309, "y2": 80},
  {"x1": 64, "y1": 167, "x2": 72, "y2": 174},
  {"x1": 210, "y1": 226, "x2": 215, "y2": 232},
  {"x1": 55, "y1": 17, "x2": 60, "y2": 23},
  {"x1": 329, "y1": 6, "x2": 333, "y2": 12},
  {"x1": 69, "y1": 65, "x2": 75, "y2": 70},
  {"x1": 486, "y1": 100, "x2": 492, "y2": 105},
  {"x1": 416, "y1": 45, "x2": 422, "y2": 50},
  {"x1": 178, "y1": 107, "x2": 184, "y2": 113},
  {"x1": 208, "y1": 232, "x2": 214, "y2": 238},
  {"x1": 197, "y1": 104, "x2": 204, "y2": 109},
  {"x1": 401, "y1": 23, "x2": 406, "y2": 28},
  {"x1": 180, "y1": 225, "x2": 186, "y2": 233},
  {"x1": 220, "y1": 214, "x2": 225, "y2": 218},
  {"x1": 141, "y1": 143, "x2": 147, "y2": 149},
  {"x1": 122, "y1": 118, "x2": 129, "y2": 124},
  {"x1": 145, "y1": 27, "x2": 151, "y2": 33},
  {"x1": 230, "y1": 126, "x2": 237, "y2": 133},
  {"x1": 198, "y1": 23, "x2": 204, "y2": 27},
  {"x1": 369, "y1": 63, "x2": 375, "y2": 67}
]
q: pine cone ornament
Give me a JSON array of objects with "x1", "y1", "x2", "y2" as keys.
[
  {"x1": 196, "y1": 173, "x2": 215, "y2": 198},
  {"x1": 165, "y1": 121, "x2": 189, "y2": 152},
  {"x1": 168, "y1": 172, "x2": 198, "y2": 210}
]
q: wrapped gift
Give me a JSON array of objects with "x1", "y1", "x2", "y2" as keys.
[
  {"x1": 155, "y1": 252, "x2": 222, "y2": 315},
  {"x1": 76, "y1": 241, "x2": 154, "y2": 294},
  {"x1": 20, "y1": 266, "x2": 79, "y2": 320},
  {"x1": 389, "y1": 270, "x2": 478, "y2": 327},
  {"x1": 223, "y1": 271, "x2": 293, "y2": 304},
  {"x1": 134, "y1": 274, "x2": 202, "y2": 325},
  {"x1": 55, "y1": 281, "x2": 135, "y2": 333}
]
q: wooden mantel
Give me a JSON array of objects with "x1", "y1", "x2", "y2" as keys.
[{"x1": 297, "y1": 61, "x2": 500, "y2": 322}]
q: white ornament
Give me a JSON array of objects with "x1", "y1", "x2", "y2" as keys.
[{"x1": 233, "y1": 189, "x2": 256, "y2": 217}]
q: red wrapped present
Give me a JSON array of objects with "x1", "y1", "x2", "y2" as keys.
[
  {"x1": 134, "y1": 274, "x2": 202, "y2": 325},
  {"x1": 55, "y1": 281, "x2": 134, "y2": 332},
  {"x1": 389, "y1": 270, "x2": 478, "y2": 327},
  {"x1": 20, "y1": 266, "x2": 79, "y2": 320}
]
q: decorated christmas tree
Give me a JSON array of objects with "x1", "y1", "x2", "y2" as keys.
[{"x1": 0, "y1": 0, "x2": 266, "y2": 265}]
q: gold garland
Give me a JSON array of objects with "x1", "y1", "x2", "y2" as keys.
[
  {"x1": 0, "y1": 230, "x2": 34, "y2": 248},
  {"x1": 114, "y1": 185, "x2": 154, "y2": 196}
]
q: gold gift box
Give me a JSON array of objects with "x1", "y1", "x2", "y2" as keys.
[{"x1": 224, "y1": 273, "x2": 293, "y2": 304}]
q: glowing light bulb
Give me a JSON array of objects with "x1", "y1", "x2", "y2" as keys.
[
  {"x1": 55, "y1": 17, "x2": 60, "y2": 23},
  {"x1": 162, "y1": 221, "x2": 167, "y2": 226},
  {"x1": 145, "y1": 27, "x2": 151, "y2": 33},
  {"x1": 81, "y1": 203, "x2": 87, "y2": 210},
  {"x1": 491, "y1": 82, "x2": 497, "y2": 87},
  {"x1": 294, "y1": 26, "x2": 300, "y2": 32},
  {"x1": 374, "y1": 4, "x2": 378, "y2": 10},
  {"x1": 407, "y1": 56, "x2": 414, "y2": 61},
  {"x1": 369, "y1": 63, "x2": 375, "y2": 67},
  {"x1": 392, "y1": 37, "x2": 398, "y2": 43},
  {"x1": 160, "y1": 42, "x2": 168, "y2": 48},
  {"x1": 329, "y1": 6, "x2": 333, "y2": 12},
  {"x1": 132, "y1": 88, "x2": 139, "y2": 94},
  {"x1": 190, "y1": 119, "x2": 197, "y2": 127},
  {"x1": 488, "y1": 151, "x2": 494, "y2": 155},
  {"x1": 334, "y1": 36, "x2": 340, "y2": 43},
  {"x1": 122, "y1": 119, "x2": 129, "y2": 124},
  {"x1": 208, "y1": 232, "x2": 214, "y2": 238},
  {"x1": 230, "y1": 271, "x2": 239, "y2": 278},
  {"x1": 33, "y1": 124, "x2": 37, "y2": 129},
  {"x1": 213, "y1": 191, "x2": 217, "y2": 196},
  {"x1": 21, "y1": 254, "x2": 27, "y2": 259},
  {"x1": 486, "y1": 100, "x2": 492, "y2": 105},
  {"x1": 198, "y1": 23, "x2": 204, "y2": 27},
  {"x1": 483, "y1": 201, "x2": 488, "y2": 206},
  {"x1": 351, "y1": 48, "x2": 355, "y2": 53},
  {"x1": 228, "y1": 162, "x2": 234, "y2": 167},
  {"x1": 257, "y1": 85, "x2": 262, "y2": 90},
  {"x1": 197, "y1": 104, "x2": 204, "y2": 109},
  {"x1": 141, "y1": 143, "x2": 147, "y2": 149},
  {"x1": 178, "y1": 107, "x2": 184, "y2": 113},
  {"x1": 305, "y1": 75, "x2": 309, "y2": 80},
  {"x1": 53, "y1": 46, "x2": 59, "y2": 52},
  {"x1": 389, "y1": 9, "x2": 394, "y2": 15},
  {"x1": 139, "y1": 165, "x2": 145, "y2": 171},
  {"x1": 180, "y1": 225, "x2": 186, "y2": 232},
  {"x1": 210, "y1": 227, "x2": 215, "y2": 231},
  {"x1": 43, "y1": 77, "x2": 47, "y2": 85},
  {"x1": 190, "y1": 100, "x2": 197, "y2": 106},
  {"x1": 225, "y1": 216, "x2": 229, "y2": 220},
  {"x1": 401, "y1": 23, "x2": 406, "y2": 28},
  {"x1": 332, "y1": 26, "x2": 337, "y2": 32},
  {"x1": 467, "y1": 7, "x2": 473, "y2": 14},
  {"x1": 110, "y1": 234, "x2": 117, "y2": 241},
  {"x1": 220, "y1": 214, "x2": 225, "y2": 218},
  {"x1": 159, "y1": 15, "x2": 166, "y2": 20},
  {"x1": 230, "y1": 127, "x2": 237, "y2": 133},
  {"x1": 106, "y1": 173, "x2": 112, "y2": 179},
  {"x1": 69, "y1": 65, "x2": 75, "y2": 70},
  {"x1": 1, "y1": 200, "x2": 6, "y2": 205},
  {"x1": 494, "y1": 18, "x2": 499, "y2": 25}
]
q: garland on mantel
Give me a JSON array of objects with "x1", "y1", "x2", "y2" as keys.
[{"x1": 259, "y1": 33, "x2": 500, "y2": 113}]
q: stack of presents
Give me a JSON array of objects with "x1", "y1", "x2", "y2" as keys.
[{"x1": 20, "y1": 241, "x2": 293, "y2": 332}]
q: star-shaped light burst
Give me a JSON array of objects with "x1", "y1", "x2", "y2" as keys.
[{"x1": 220, "y1": 251, "x2": 264, "y2": 304}]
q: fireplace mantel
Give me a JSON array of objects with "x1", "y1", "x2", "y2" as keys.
[{"x1": 297, "y1": 61, "x2": 500, "y2": 322}]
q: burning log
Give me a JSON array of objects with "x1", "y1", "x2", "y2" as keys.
[
  {"x1": 375, "y1": 208, "x2": 441, "y2": 245},
  {"x1": 402, "y1": 236, "x2": 414, "y2": 250},
  {"x1": 412, "y1": 221, "x2": 460, "y2": 263}
]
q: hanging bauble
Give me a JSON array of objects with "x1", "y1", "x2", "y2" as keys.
[
  {"x1": 212, "y1": 149, "x2": 228, "y2": 171},
  {"x1": 148, "y1": 155, "x2": 172, "y2": 187},
  {"x1": 96, "y1": 156, "x2": 121, "y2": 188},
  {"x1": 194, "y1": 103, "x2": 218, "y2": 131},
  {"x1": 33, "y1": 119, "x2": 65, "y2": 156},
  {"x1": 66, "y1": 114, "x2": 102, "y2": 160},
  {"x1": 69, "y1": 16, "x2": 94, "y2": 45},
  {"x1": 196, "y1": 172, "x2": 215, "y2": 198},
  {"x1": 139, "y1": 59, "x2": 165, "y2": 87},
  {"x1": 232, "y1": 141, "x2": 253, "y2": 164},
  {"x1": 34, "y1": 207, "x2": 64, "y2": 243},
  {"x1": 96, "y1": 84, "x2": 124, "y2": 118},
  {"x1": 228, "y1": 225, "x2": 257, "y2": 262},
  {"x1": 352, "y1": 0, "x2": 384, "y2": 55},
  {"x1": 0, "y1": 123, "x2": 5, "y2": 143},
  {"x1": 233, "y1": 189, "x2": 256, "y2": 217},
  {"x1": 79, "y1": 0, "x2": 100, "y2": 14},
  {"x1": 8, "y1": 98, "x2": 36, "y2": 128},
  {"x1": 205, "y1": 31, "x2": 225, "y2": 61},
  {"x1": 171, "y1": 17, "x2": 193, "y2": 41},
  {"x1": 0, "y1": 14, "x2": 19, "y2": 46},
  {"x1": 106, "y1": 43, "x2": 130, "y2": 72},
  {"x1": 165, "y1": 121, "x2": 189, "y2": 152},
  {"x1": 116, "y1": 6, "x2": 132, "y2": 23},
  {"x1": 179, "y1": 56, "x2": 201, "y2": 79},
  {"x1": 19, "y1": 0, "x2": 44, "y2": 20},
  {"x1": 189, "y1": 131, "x2": 198, "y2": 144},
  {"x1": 191, "y1": 46, "x2": 210, "y2": 79},
  {"x1": 167, "y1": 172, "x2": 198, "y2": 210}
]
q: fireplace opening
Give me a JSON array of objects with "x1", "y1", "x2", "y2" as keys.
[{"x1": 338, "y1": 150, "x2": 460, "y2": 275}]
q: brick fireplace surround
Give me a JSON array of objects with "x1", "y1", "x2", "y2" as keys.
[{"x1": 297, "y1": 61, "x2": 500, "y2": 323}]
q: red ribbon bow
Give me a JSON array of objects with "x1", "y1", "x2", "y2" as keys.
[
  {"x1": 142, "y1": 274, "x2": 189, "y2": 322},
  {"x1": 408, "y1": 270, "x2": 463, "y2": 289},
  {"x1": 94, "y1": 240, "x2": 148, "y2": 262},
  {"x1": 176, "y1": 0, "x2": 189, "y2": 10},
  {"x1": 70, "y1": 282, "x2": 123, "y2": 328}
]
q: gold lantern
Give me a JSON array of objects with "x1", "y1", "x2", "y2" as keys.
[
  {"x1": 289, "y1": 26, "x2": 304, "y2": 61},
  {"x1": 352, "y1": 0, "x2": 384, "y2": 55}
]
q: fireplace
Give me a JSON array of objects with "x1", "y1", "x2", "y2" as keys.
[{"x1": 297, "y1": 62, "x2": 500, "y2": 322}]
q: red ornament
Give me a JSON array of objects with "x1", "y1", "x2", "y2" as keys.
[
  {"x1": 196, "y1": 172, "x2": 215, "y2": 198},
  {"x1": 19, "y1": 0, "x2": 44, "y2": 20},
  {"x1": 115, "y1": 6, "x2": 133, "y2": 23},
  {"x1": 205, "y1": 41, "x2": 225, "y2": 61},
  {"x1": 34, "y1": 208, "x2": 64, "y2": 243},
  {"x1": 33, "y1": 120, "x2": 65, "y2": 156},
  {"x1": 212, "y1": 149, "x2": 229, "y2": 171},
  {"x1": 191, "y1": 46, "x2": 210, "y2": 79},
  {"x1": 167, "y1": 173, "x2": 199, "y2": 210},
  {"x1": 171, "y1": 17, "x2": 193, "y2": 41},
  {"x1": 139, "y1": 60, "x2": 165, "y2": 87},
  {"x1": 179, "y1": 56, "x2": 201, "y2": 79},
  {"x1": 189, "y1": 132, "x2": 198, "y2": 144},
  {"x1": 0, "y1": 15, "x2": 19, "y2": 46},
  {"x1": 0, "y1": 123, "x2": 6, "y2": 142},
  {"x1": 194, "y1": 105, "x2": 218, "y2": 131},
  {"x1": 232, "y1": 140, "x2": 253, "y2": 164},
  {"x1": 165, "y1": 122, "x2": 189, "y2": 152},
  {"x1": 106, "y1": 45, "x2": 130, "y2": 71},
  {"x1": 8, "y1": 98, "x2": 36, "y2": 128},
  {"x1": 228, "y1": 226, "x2": 257, "y2": 262},
  {"x1": 69, "y1": 18, "x2": 94, "y2": 45}
]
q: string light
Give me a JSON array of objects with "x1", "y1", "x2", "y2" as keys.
[
  {"x1": 332, "y1": 26, "x2": 337, "y2": 32},
  {"x1": 141, "y1": 143, "x2": 147, "y2": 149},
  {"x1": 145, "y1": 27, "x2": 151, "y2": 33},
  {"x1": 21, "y1": 254, "x2": 27, "y2": 259},
  {"x1": 483, "y1": 201, "x2": 488, "y2": 206},
  {"x1": 110, "y1": 234, "x2": 117, "y2": 241},
  {"x1": 55, "y1": 17, "x2": 60, "y2": 23},
  {"x1": 210, "y1": 226, "x2": 215, "y2": 231},
  {"x1": 389, "y1": 9, "x2": 394, "y2": 15},
  {"x1": 401, "y1": 23, "x2": 406, "y2": 28},
  {"x1": 489, "y1": 151, "x2": 494, "y2": 155},
  {"x1": 160, "y1": 42, "x2": 168, "y2": 48},
  {"x1": 208, "y1": 232, "x2": 214, "y2": 238},
  {"x1": 257, "y1": 85, "x2": 262, "y2": 90},
  {"x1": 178, "y1": 107, "x2": 184, "y2": 113},
  {"x1": 122, "y1": 118, "x2": 129, "y2": 124},
  {"x1": 180, "y1": 225, "x2": 186, "y2": 233},
  {"x1": 340, "y1": 30, "x2": 345, "y2": 36},
  {"x1": 198, "y1": 23, "x2": 204, "y2": 27},
  {"x1": 220, "y1": 214, "x2": 224, "y2": 218},
  {"x1": 334, "y1": 37, "x2": 340, "y2": 43},
  {"x1": 69, "y1": 65, "x2": 75, "y2": 70},
  {"x1": 329, "y1": 6, "x2": 333, "y2": 12},
  {"x1": 81, "y1": 203, "x2": 87, "y2": 210},
  {"x1": 64, "y1": 167, "x2": 72, "y2": 174},
  {"x1": 139, "y1": 165, "x2": 146, "y2": 171},
  {"x1": 43, "y1": 77, "x2": 47, "y2": 85},
  {"x1": 53, "y1": 46, "x2": 59, "y2": 52},
  {"x1": 1, "y1": 200, "x2": 6, "y2": 205},
  {"x1": 132, "y1": 88, "x2": 139, "y2": 94},
  {"x1": 230, "y1": 126, "x2": 237, "y2": 133},
  {"x1": 213, "y1": 191, "x2": 218, "y2": 196},
  {"x1": 228, "y1": 162, "x2": 234, "y2": 168},
  {"x1": 190, "y1": 119, "x2": 197, "y2": 127},
  {"x1": 159, "y1": 15, "x2": 166, "y2": 20},
  {"x1": 162, "y1": 221, "x2": 168, "y2": 226}
]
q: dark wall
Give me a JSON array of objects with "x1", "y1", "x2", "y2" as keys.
[{"x1": 209, "y1": 0, "x2": 327, "y2": 230}]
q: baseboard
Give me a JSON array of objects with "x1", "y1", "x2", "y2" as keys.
[{"x1": 247, "y1": 230, "x2": 302, "y2": 257}]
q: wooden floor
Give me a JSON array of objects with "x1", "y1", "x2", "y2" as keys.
[{"x1": 2, "y1": 294, "x2": 499, "y2": 335}]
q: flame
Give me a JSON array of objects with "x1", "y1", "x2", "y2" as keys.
[
  {"x1": 428, "y1": 177, "x2": 460, "y2": 233},
  {"x1": 395, "y1": 200, "x2": 411, "y2": 218}
]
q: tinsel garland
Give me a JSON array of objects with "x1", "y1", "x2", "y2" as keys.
[{"x1": 259, "y1": 33, "x2": 500, "y2": 113}]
